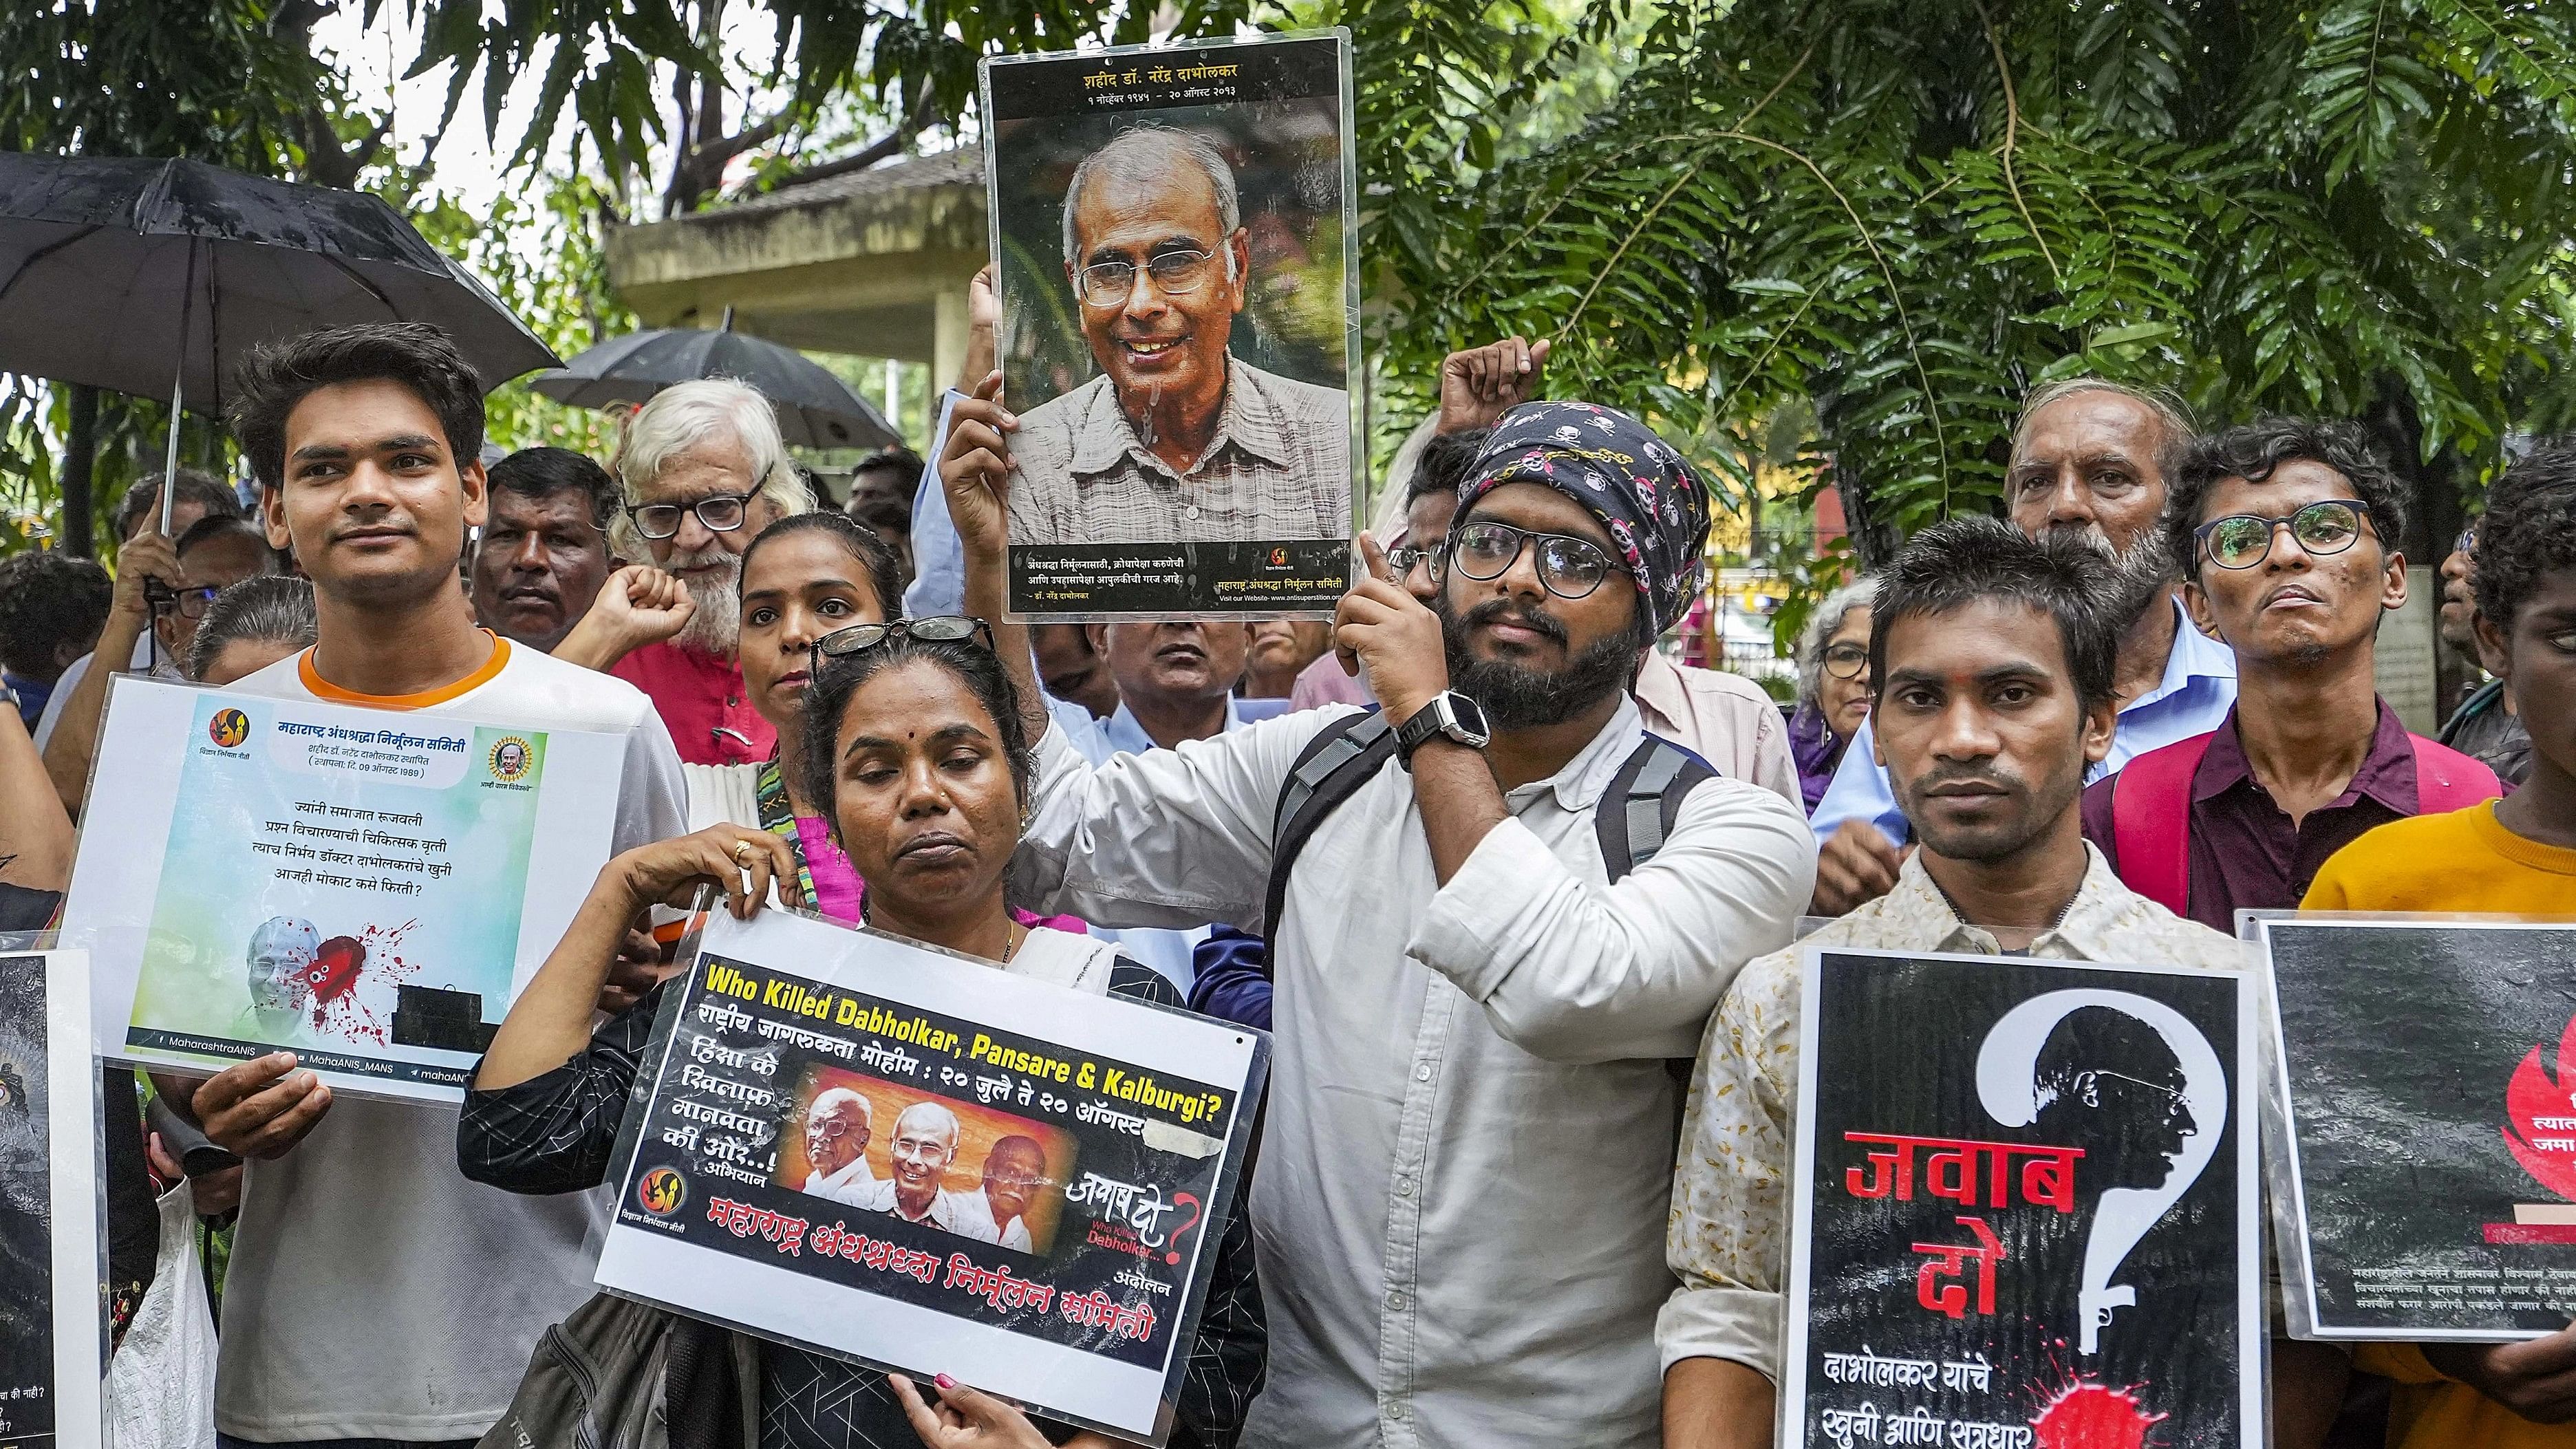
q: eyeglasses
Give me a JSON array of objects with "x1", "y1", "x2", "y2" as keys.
[
  {"x1": 2192, "y1": 499, "x2": 2373, "y2": 570},
  {"x1": 812, "y1": 616, "x2": 995, "y2": 661},
  {"x1": 1076, "y1": 248, "x2": 1221, "y2": 308},
  {"x1": 1823, "y1": 641, "x2": 1869, "y2": 680},
  {"x1": 2078, "y1": 1069, "x2": 2187, "y2": 1107},
  {"x1": 1386, "y1": 545, "x2": 1435, "y2": 578},
  {"x1": 2456, "y1": 522, "x2": 2480, "y2": 556},
  {"x1": 628, "y1": 492, "x2": 754, "y2": 541},
  {"x1": 1438, "y1": 521, "x2": 1628, "y2": 601}
]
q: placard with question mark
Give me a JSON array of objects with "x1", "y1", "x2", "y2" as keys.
[{"x1": 1777, "y1": 947, "x2": 2259, "y2": 1449}]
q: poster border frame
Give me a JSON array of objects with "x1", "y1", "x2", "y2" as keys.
[
  {"x1": 1777, "y1": 943, "x2": 2263, "y2": 1448},
  {"x1": 2246, "y1": 908, "x2": 2576, "y2": 1343},
  {"x1": 57, "y1": 673, "x2": 627, "y2": 1108},
  {"x1": 592, "y1": 905, "x2": 1271, "y2": 1446},
  {"x1": 978, "y1": 27, "x2": 1363, "y2": 625}
]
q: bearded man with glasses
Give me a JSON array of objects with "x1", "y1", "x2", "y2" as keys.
[
  {"x1": 1006, "y1": 125, "x2": 1349, "y2": 547},
  {"x1": 559, "y1": 378, "x2": 813, "y2": 766},
  {"x1": 2081, "y1": 418, "x2": 2500, "y2": 934}
]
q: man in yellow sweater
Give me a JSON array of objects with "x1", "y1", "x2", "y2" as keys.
[{"x1": 2305, "y1": 439, "x2": 2576, "y2": 1447}]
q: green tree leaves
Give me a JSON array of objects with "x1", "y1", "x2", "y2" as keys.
[{"x1": 1344, "y1": 0, "x2": 2576, "y2": 567}]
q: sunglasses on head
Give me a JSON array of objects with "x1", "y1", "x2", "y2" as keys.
[{"x1": 811, "y1": 616, "x2": 996, "y2": 661}]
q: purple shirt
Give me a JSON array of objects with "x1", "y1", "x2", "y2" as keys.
[{"x1": 2081, "y1": 699, "x2": 2418, "y2": 933}]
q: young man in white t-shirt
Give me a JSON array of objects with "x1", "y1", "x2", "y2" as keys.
[{"x1": 181, "y1": 323, "x2": 687, "y2": 1449}]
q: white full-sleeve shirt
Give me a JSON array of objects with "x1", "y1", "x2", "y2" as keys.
[{"x1": 1012, "y1": 696, "x2": 1816, "y2": 1448}]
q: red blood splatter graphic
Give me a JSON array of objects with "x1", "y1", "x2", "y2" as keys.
[
  {"x1": 2030, "y1": 1381, "x2": 2165, "y2": 1449},
  {"x1": 2503, "y1": 1009, "x2": 2576, "y2": 1200},
  {"x1": 303, "y1": 920, "x2": 421, "y2": 1044},
  {"x1": 306, "y1": 936, "x2": 365, "y2": 1005}
]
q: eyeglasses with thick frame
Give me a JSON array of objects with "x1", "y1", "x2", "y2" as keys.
[
  {"x1": 627, "y1": 491, "x2": 755, "y2": 541},
  {"x1": 1075, "y1": 248, "x2": 1222, "y2": 308},
  {"x1": 1822, "y1": 641, "x2": 1870, "y2": 680},
  {"x1": 169, "y1": 585, "x2": 223, "y2": 620},
  {"x1": 1434, "y1": 520, "x2": 1630, "y2": 601},
  {"x1": 811, "y1": 615, "x2": 996, "y2": 661},
  {"x1": 2192, "y1": 498, "x2": 2374, "y2": 570}
]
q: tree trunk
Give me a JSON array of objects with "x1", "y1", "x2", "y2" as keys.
[{"x1": 61, "y1": 383, "x2": 98, "y2": 557}]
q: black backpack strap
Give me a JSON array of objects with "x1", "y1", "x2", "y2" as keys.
[
  {"x1": 1595, "y1": 733, "x2": 1718, "y2": 881},
  {"x1": 1263, "y1": 710, "x2": 1398, "y2": 947}
]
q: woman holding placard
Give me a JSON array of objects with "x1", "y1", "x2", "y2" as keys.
[{"x1": 462, "y1": 619, "x2": 1262, "y2": 1449}]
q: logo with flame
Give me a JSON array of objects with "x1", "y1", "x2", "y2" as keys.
[
  {"x1": 637, "y1": 1166, "x2": 687, "y2": 1217},
  {"x1": 2506, "y1": 1011, "x2": 2576, "y2": 1203},
  {"x1": 208, "y1": 708, "x2": 250, "y2": 749}
]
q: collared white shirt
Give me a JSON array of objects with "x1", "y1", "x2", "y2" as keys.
[
  {"x1": 1658, "y1": 845, "x2": 2247, "y2": 1382},
  {"x1": 874, "y1": 1181, "x2": 993, "y2": 1240},
  {"x1": 1812, "y1": 597, "x2": 2237, "y2": 839},
  {"x1": 1080, "y1": 695, "x2": 1291, "y2": 993},
  {"x1": 949, "y1": 1188, "x2": 1036, "y2": 1253},
  {"x1": 1015, "y1": 697, "x2": 1814, "y2": 1447},
  {"x1": 803, "y1": 1157, "x2": 879, "y2": 1205}
]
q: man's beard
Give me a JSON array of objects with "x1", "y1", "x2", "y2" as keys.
[
  {"x1": 2048, "y1": 522, "x2": 2176, "y2": 625},
  {"x1": 1435, "y1": 593, "x2": 1637, "y2": 731},
  {"x1": 668, "y1": 545, "x2": 742, "y2": 656}
]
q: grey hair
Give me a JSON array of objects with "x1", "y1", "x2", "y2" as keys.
[
  {"x1": 609, "y1": 378, "x2": 811, "y2": 557},
  {"x1": 808, "y1": 1086, "x2": 872, "y2": 1128},
  {"x1": 2009, "y1": 378, "x2": 2198, "y2": 477},
  {"x1": 892, "y1": 1099, "x2": 961, "y2": 1150},
  {"x1": 1795, "y1": 576, "x2": 1877, "y2": 708},
  {"x1": 1060, "y1": 127, "x2": 1242, "y2": 281},
  {"x1": 188, "y1": 575, "x2": 318, "y2": 682}
]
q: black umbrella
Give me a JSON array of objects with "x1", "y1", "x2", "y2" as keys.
[
  {"x1": 530, "y1": 312, "x2": 901, "y2": 451},
  {"x1": 0, "y1": 154, "x2": 557, "y2": 409},
  {"x1": 0, "y1": 154, "x2": 559, "y2": 546}
]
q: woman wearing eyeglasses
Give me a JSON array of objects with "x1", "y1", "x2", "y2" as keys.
[
  {"x1": 1788, "y1": 578, "x2": 1877, "y2": 814},
  {"x1": 464, "y1": 610, "x2": 1264, "y2": 1449}
]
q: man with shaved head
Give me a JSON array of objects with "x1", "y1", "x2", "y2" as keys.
[
  {"x1": 798, "y1": 1087, "x2": 877, "y2": 1203},
  {"x1": 1008, "y1": 125, "x2": 1349, "y2": 547},
  {"x1": 954, "y1": 1135, "x2": 1048, "y2": 1252}
]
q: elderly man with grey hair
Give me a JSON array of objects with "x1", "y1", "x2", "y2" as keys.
[
  {"x1": 555, "y1": 378, "x2": 813, "y2": 767},
  {"x1": 798, "y1": 1086, "x2": 879, "y2": 1203},
  {"x1": 1006, "y1": 125, "x2": 1348, "y2": 547},
  {"x1": 1808, "y1": 376, "x2": 2239, "y2": 913},
  {"x1": 868, "y1": 1099, "x2": 1002, "y2": 1242}
]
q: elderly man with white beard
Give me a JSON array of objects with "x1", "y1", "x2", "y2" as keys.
[
  {"x1": 554, "y1": 379, "x2": 812, "y2": 769},
  {"x1": 1807, "y1": 378, "x2": 2239, "y2": 914}
]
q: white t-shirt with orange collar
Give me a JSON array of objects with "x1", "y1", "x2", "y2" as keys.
[{"x1": 214, "y1": 635, "x2": 687, "y2": 1442}]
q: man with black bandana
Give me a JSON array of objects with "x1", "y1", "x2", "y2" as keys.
[{"x1": 941, "y1": 385, "x2": 1814, "y2": 1447}]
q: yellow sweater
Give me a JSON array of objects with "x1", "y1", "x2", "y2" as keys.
[{"x1": 2304, "y1": 804, "x2": 2576, "y2": 1448}]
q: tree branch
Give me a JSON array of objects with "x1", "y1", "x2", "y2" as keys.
[{"x1": 742, "y1": 83, "x2": 938, "y2": 198}]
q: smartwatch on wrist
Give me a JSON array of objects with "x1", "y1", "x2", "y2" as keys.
[{"x1": 1395, "y1": 691, "x2": 1492, "y2": 767}]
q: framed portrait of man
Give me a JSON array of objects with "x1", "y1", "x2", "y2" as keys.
[{"x1": 982, "y1": 31, "x2": 1360, "y2": 620}]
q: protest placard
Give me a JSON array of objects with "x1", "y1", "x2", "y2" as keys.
[
  {"x1": 1781, "y1": 948, "x2": 2257, "y2": 1449},
  {"x1": 0, "y1": 950, "x2": 103, "y2": 1449},
  {"x1": 58, "y1": 677, "x2": 623, "y2": 1103},
  {"x1": 982, "y1": 31, "x2": 1359, "y2": 621},
  {"x1": 2255, "y1": 915, "x2": 2576, "y2": 1339},
  {"x1": 594, "y1": 908, "x2": 1265, "y2": 1446}
]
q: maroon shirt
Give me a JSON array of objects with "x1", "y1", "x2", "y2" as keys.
[{"x1": 2081, "y1": 700, "x2": 2418, "y2": 934}]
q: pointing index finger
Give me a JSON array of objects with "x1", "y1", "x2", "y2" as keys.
[{"x1": 1356, "y1": 533, "x2": 1397, "y2": 586}]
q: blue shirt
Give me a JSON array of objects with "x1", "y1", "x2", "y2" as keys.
[
  {"x1": 1077, "y1": 695, "x2": 1292, "y2": 993},
  {"x1": 903, "y1": 390, "x2": 967, "y2": 619},
  {"x1": 1809, "y1": 597, "x2": 2238, "y2": 844}
]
